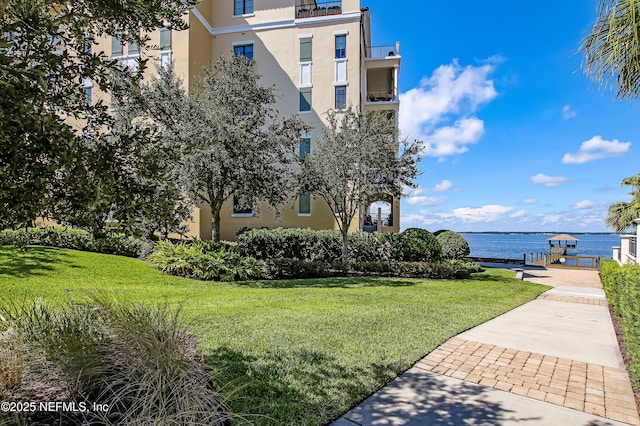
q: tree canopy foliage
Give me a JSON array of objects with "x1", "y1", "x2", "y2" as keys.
[
  {"x1": 0, "y1": 0, "x2": 195, "y2": 230},
  {"x1": 581, "y1": 0, "x2": 640, "y2": 99},
  {"x1": 606, "y1": 173, "x2": 640, "y2": 233},
  {"x1": 129, "y1": 58, "x2": 308, "y2": 241}
]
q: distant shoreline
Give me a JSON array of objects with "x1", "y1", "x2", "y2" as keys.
[{"x1": 460, "y1": 232, "x2": 617, "y2": 236}]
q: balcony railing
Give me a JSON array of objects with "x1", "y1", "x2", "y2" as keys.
[
  {"x1": 296, "y1": 1, "x2": 342, "y2": 19},
  {"x1": 367, "y1": 90, "x2": 395, "y2": 103},
  {"x1": 366, "y1": 44, "x2": 399, "y2": 60}
]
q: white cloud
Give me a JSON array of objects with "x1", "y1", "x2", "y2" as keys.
[
  {"x1": 406, "y1": 196, "x2": 447, "y2": 206},
  {"x1": 542, "y1": 215, "x2": 562, "y2": 225},
  {"x1": 422, "y1": 118, "x2": 485, "y2": 157},
  {"x1": 573, "y1": 200, "x2": 594, "y2": 209},
  {"x1": 562, "y1": 105, "x2": 577, "y2": 120},
  {"x1": 523, "y1": 198, "x2": 537, "y2": 205},
  {"x1": 434, "y1": 180, "x2": 453, "y2": 192},
  {"x1": 510, "y1": 210, "x2": 527, "y2": 218},
  {"x1": 399, "y1": 58, "x2": 499, "y2": 158},
  {"x1": 562, "y1": 136, "x2": 632, "y2": 164},
  {"x1": 448, "y1": 205, "x2": 512, "y2": 223},
  {"x1": 530, "y1": 173, "x2": 570, "y2": 187}
]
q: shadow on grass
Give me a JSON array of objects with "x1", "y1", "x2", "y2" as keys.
[
  {"x1": 0, "y1": 246, "x2": 73, "y2": 278},
  {"x1": 204, "y1": 346, "x2": 399, "y2": 425},
  {"x1": 234, "y1": 276, "x2": 419, "y2": 289}
]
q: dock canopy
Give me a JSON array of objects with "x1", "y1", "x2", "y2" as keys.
[{"x1": 548, "y1": 234, "x2": 579, "y2": 255}]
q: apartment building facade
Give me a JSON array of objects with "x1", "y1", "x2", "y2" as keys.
[{"x1": 100, "y1": 0, "x2": 401, "y2": 241}]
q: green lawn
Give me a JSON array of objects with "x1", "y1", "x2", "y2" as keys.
[{"x1": 0, "y1": 246, "x2": 549, "y2": 425}]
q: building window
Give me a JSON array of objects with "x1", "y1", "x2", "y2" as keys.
[
  {"x1": 111, "y1": 36, "x2": 123, "y2": 57},
  {"x1": 84, "y1": 87, "x2": 92, "y2": 107},
  {"x1": 159, "y1": 51, "x2": 171, "y2": 69},
  {"x1": 300, "y1": 38, "x2": 312, "y2": 62},
  {"x1": 300, "y1": 87, "x2": 311, "y2": 112},
  {"x1": 82, "y1": 78, "x2": 93, "y2": 107},
  {"x1": 234, "y1": 0, "x2": 253, "y2": 16},
  {"x1": 234, "y1": 44, "x2": 253, "y2": 59},
  {"x1": 160, "y1": 27, "x2": 172, "y2": 50},
  {"x1": 335, "y1": 86, "x2": 346, "y2": 110},
  {"x1": 335, "y1": 35, "x2": 346, "y2": 59},
  {"x1": 299, "y1": 193, "x2": 311, "y2": 215},
  {"x1": 300, "y1": 137, "x2": 311, "y2": 160},
  {"x1": 128, "y1": 40, "x2": 139, "y2": 55},
  {"x1": 233, "y1": 195, "x2": 252, "y2": 215}
]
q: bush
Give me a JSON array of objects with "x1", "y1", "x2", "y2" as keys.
[
  {"x1": 149, "y1": 240, "x2": 264, "y2": 281},
  {"x1": 394, "y1": 228, "x2": 442, "y2": 262},
  {"x1": 238, "y1": 228, "x2": 398, "y2": 263},
  {"x1": 0, "y1": 227, "x2": 152, "y2": 258},
  {"x1": 263, "y1": 258, "x2": 334, "y2": 280},
  {"x1": 436, "y1": 230, "x2": 471, "y2": 260},
  {"x1": 600, "y1": 259, "x2": 640, "y2": 390},
  {"x1": 0, "y1": 296, "x2": 230, "y2": 425},
  {"x1": 348, "y1": 261, "x2": 457, "y2": 279}
]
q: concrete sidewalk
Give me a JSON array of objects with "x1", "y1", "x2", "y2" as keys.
[{"x1": 332, "y1": 268, "x2": 640, "y2": 426}]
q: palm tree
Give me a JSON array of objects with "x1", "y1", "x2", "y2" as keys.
[
  {"x1": 580, "y1": 0, "x2": 640, "y2": 99},
  {"x1": 606, "y1": 173, "x2": 640, "y2": 233}
]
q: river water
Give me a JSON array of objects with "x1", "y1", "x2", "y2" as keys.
[{"x1": 461, "y1": 233, "x2": 620, "y2": 260}]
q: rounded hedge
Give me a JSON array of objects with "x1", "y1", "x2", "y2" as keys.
[
  {"x1": 395, "y1": 228, "x2": 442, "y2": 262},
  {"x1": 436, "y1": 230, "x2": 470, "y2": 260}
]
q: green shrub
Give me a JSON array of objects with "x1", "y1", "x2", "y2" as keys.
[
  {"x1": 238, "y1": 228, "x2": 399, "y2": 263},
  {"x1": 394, "y1": 228, "x2": 442, "y2": 262},
  {"x1": 263, "y1": 258, "x2": 334, "y2": 279},
  {"x1": 0, "y1": 227, "x2": 152, "y2": 258},
  {"x1": 600, "y1": 259, "x2": 640, "y2": 390},
  {"x1": 436, "y1": 231, "x2": 471, "y2": 260},
  {"x1": 0, "y1": 296, "x2": 230, "y2": 425},
  {"x1": 149, "y1": 240, "x2": 263, "y2": 281},
  {"x1": 348, "y1": 261, "x2": 457, "y2": 279}
]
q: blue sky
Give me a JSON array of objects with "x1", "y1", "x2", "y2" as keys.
[{"x1": 362, "y1": 0, "x2": 639, "y2": 233}]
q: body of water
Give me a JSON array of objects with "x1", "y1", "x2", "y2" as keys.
[{"x1": 461, "y1": 233, "x2": 620, "y2": 260}]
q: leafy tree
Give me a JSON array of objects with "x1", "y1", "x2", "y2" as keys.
[
  {"x1": 606, "y1": 173, "x2": 640, "y2": 233},
  {"x1": 581, "y1": 0, "x2": 640, "y2": 99},
  {"x1": 132, "y1": 58, "x2": 308, "y2": 241},
  {"x1": 0, "y1": 0, "x2": 195, "y2": 230},
  {"x1": 301, "y1": 107, "x2": 422, "y2": 263}
]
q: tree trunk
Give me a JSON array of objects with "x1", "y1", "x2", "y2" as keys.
[
  {"x1": 341, "y1": 229, "x2": 349, "y2": 265},
  {"x1": 211, "y1": 207, "x2": 221, "y2": 242}
]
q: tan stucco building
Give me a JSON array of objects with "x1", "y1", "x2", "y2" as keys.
[{"x1": 96, "y1": 0, "x2": 401, "y2": 240}]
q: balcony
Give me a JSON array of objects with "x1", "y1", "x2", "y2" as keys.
[
  {"x1": 366, "y1": 44, "x2": 400, "y2": 60},
  {"x1": 296, "y1": 1, "x2": 342, "y2": 19}
]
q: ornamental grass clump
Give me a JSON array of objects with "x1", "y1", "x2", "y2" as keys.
[{"x1": 0, "y1": 295, "x2": 231, "y2": 426}]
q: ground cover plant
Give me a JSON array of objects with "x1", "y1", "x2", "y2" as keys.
[
  {"x1": 600, "y1": 259, "x2": 640, "y2": 390},
  {"x1": 0, "y1": 246, "x2": 549, "y2": 425}
]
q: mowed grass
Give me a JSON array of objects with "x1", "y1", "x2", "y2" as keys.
[{"x1": 0, "y1": 246, "x2": 549, "y2": 425}]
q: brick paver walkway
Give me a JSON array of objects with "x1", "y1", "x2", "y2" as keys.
[
  {"x1": 416, "y1": 338, "x2": 639, "y2": 425},
  {"x1": 537, "y1": 293, "x2": 608, "y2": 306}
]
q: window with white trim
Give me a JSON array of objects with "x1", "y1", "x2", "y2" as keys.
[
  {"x1": 335, "y1": 86, "x2": 346, "y2": 110},
  {"x1": 300, "y1": 87, "x2": 311, "y2": 112},
  {"x1": 234, "y1": 44, "x2": 253, "y2": 59},
  {"x1": 234, "y1": 0, "x2": 253, "y2": 16},
  {"x1": 159, "y1": 27, "x2": 172, "y2": 69},
  {"x1": 335, "y1": 35, "x2": 346, "y2": 59}
]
